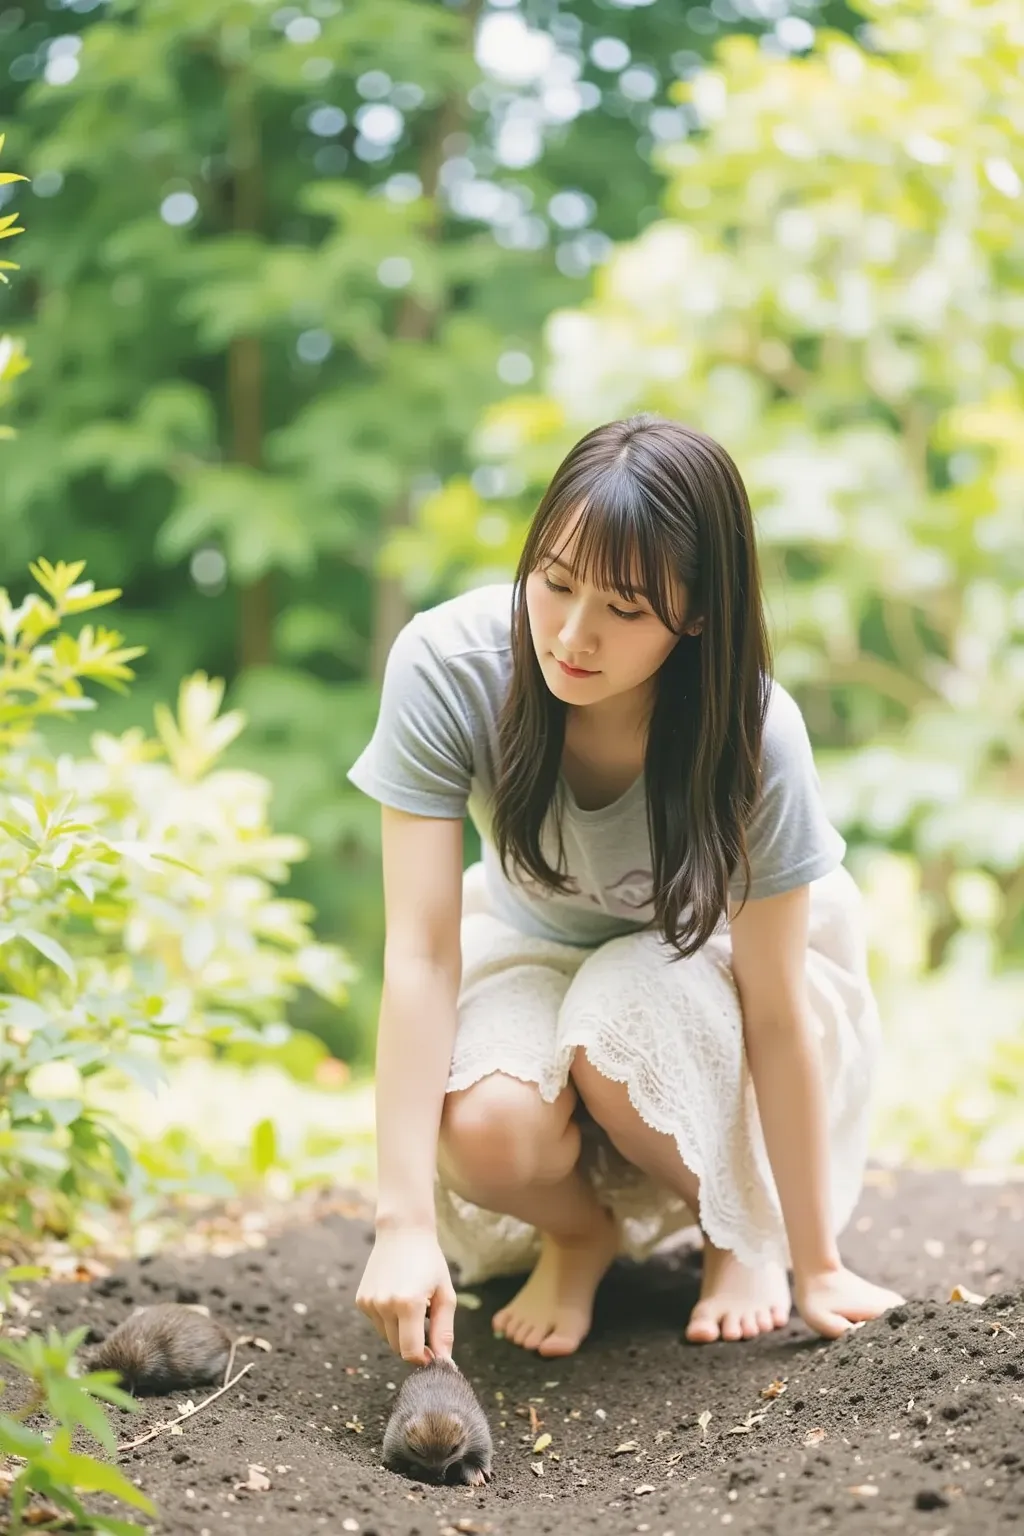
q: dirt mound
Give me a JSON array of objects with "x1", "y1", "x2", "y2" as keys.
[{"x1": 23, "y1": 1167, "x2": 1024, "y2": 1535}]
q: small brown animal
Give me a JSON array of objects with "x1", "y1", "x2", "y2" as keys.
[
  {"x1": 81, "y1": 1303, "x2": 234, "y2": 1396},
  {"x1": 382, "y1": 1357, "x2": 493, "y2": 1486}
]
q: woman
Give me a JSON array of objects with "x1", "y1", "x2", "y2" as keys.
[{"x1": 348, "y1": 413, "x2": 903, "y2": 1363}]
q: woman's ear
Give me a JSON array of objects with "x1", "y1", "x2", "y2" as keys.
[{"x1": 686, "y1": 618, "x2": 704, "y2": 636}]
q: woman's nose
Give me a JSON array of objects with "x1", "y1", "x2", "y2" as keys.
[{"x1": 559, "y1": 602, "x2": 597, "y2": 654}]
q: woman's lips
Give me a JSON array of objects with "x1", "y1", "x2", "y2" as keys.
[{"x1": 557, "y1": 659, "x2": 598, "y2": 678}]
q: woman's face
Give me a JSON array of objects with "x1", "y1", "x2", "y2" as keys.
[{"x1": 524, "y1": 519, "x2": 698, "y2": 712}]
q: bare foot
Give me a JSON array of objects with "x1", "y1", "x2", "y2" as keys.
[
  {"x1": 492, "y1": 1208, "x2": 619, "y2": 1357},
  {"x1": 685, "y1": 1238, "x2": 792, "y2": 1343}
]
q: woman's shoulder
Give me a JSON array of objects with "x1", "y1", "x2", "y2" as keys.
[
  {"x1": 760, "y1": 678, "x2": 818, "y2": 770},
  {"x1": 402, "y1": 581, "x2": 515, "y2": 665},
  {"x1": 384, "y1": 584, "x2": 515, "y2": 729}
]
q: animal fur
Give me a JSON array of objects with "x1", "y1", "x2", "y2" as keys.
[{"x1": 382, "y1": 1357, "x2": 493, "y2": 1486}]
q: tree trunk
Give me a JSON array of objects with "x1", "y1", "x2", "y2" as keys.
[
  {"x1": 369, "y1": 0, "x2": 483, "y2": 682},
  {"x1": 227, "y1": 72, "x2": 273, "y2": 670}
]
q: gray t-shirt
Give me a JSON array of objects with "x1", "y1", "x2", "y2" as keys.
[{"x1": 347, "y1": 582, "x2": 846, "y2": 948}]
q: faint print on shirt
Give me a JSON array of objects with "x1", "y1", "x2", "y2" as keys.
[{"x1": 513, "y1": 868, "x2": 654, "y2": 915}]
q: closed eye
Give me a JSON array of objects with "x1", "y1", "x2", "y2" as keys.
[{"x1": 542, "y1": 575, "x2": 646, "y2": 621}]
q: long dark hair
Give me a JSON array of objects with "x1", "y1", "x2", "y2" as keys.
[{"x1": 491, "y1": 413, "x2": 772, "y2": 959}]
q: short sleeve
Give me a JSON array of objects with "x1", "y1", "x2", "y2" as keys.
[
  {"x1": 729, "y1": 686, "x2": 846, "y2": 902},
  {"x1": 346, "y1": 615, "x2": 473, "y2": 819}
]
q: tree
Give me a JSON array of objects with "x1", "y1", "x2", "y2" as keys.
[
  {"x1": 1, "y1": 0, "x2": 843, "y2": 1049},
  {"x1": 0, "y1": 131, "x2": 27, "y2": 438},
  {"x1": 388, "y1": 0, "x2": 1024, "y2": 1161}
]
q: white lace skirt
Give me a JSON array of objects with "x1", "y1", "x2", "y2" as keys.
[{"x1": 434, "y1": 861, "x2": 883, "y2": 1286}]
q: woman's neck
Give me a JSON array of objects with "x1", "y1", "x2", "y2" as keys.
[{"x1": 566, "y1": 679, "x2": 654, "y2": 748}]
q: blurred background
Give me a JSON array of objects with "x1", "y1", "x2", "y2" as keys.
[{"x1": 0, "y1": 0, "x2": 1021, "y2": 1251}]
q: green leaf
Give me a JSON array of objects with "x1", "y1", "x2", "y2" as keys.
[
  {"x1": 0, "y1": 818, "x2": 39, "y2": 851},
  {"x1": 251, "y1": 1116, "x2": 277, "y2": 1174},
  {"x1": 0, "y1": 1415, "x2": 47, "y2": 1457},
  {"x1": 77, "y1": 1372, "x2": 139, "y2": 1412},
  {"x1": 16, "y1": 928, "x2": 77, "y2": 982},
  {"x1": 48, "y1": 1374, "x2": 117, "y2": 1453},
  {"x1": 88, "y1": 1517, "x2": 152, "y2": 1536},
  {"x1": 58, "y1": 1450, "x2": 157, "y2": 1515},
  {"x1": 1, "y1": 1264, "x2": 46, "y2": 1283}
]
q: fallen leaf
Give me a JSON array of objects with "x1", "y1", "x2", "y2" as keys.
[
  {"x1": 729, "y1": 1412, "x2": 766, "y2": 1435},
  {"x1": 344, "y1": 1417, "x2": 364, "y2": 1433},
  {"x1": 847, "y1": 1484, "x2": 878, "y2": 1497},
  {"x1": 233, "y1": 1465, "x2": 271, "y2": 1493},
  {"x1": 989, "y1": 1321, "x2": 1018, "y2": 1339},
  {"x1": 456, "y1": 1291, "x2": 482, "y2": 1310},
  {"x1": 71, "y1": 1259, "x2": 111, "y2": 1281},
  {"x1": 950, "y1": 1283, "x2": 986, "y2": 1305},
  {"x1": 634, "y1": 1484, "x2": 656, "y2": 1496},
  {"x1": 533, "y1": 1433, "x2": 552, "y2": 1454},
  {"x1": 761, "y1": 1379, "x2": 787, "y2": 1399},
  {"x1": 803, "y1": 1428, "x2": 827, "y2": 1447},
  {"x1": 612, "y1": 1441, "x2": 640, "y2": 1456},
  {"x1": 530, "y1": 1461, "x2": 544, "y2": 1477},
  {"x1": 529, "y1": 1405, "x2": 542, "y2": 1435},
  {"x1": 697, "y1": 1410, "x2": 712, "y2": 1442},
  {"x1": 177, "y1": 1400, "x2": 196, "y2": 1417}
]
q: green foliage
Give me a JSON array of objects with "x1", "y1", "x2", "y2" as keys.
[
  {"x1": 0, "y1": 132, "x2": 28, "y2": 441},
  {"x1": 0, "y1": 561, "x2": 354, "y2": 1528},
  {"x1": 0, "y1": 1268, "x2": 153, "y2": 1534},
  {"x1": 0, "y1": 0, "x2": 794, "y2": 1046},
  {"x1": 388, "y1": 0, "x2": 1024, "y2": 1164},
  {"x1": 0, "y1": 562, "x2": 353, "y2": 1243}
]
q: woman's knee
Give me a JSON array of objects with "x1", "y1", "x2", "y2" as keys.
[{"x1": 439, "y1": 1074, "x2": 579, "y2": 1190}]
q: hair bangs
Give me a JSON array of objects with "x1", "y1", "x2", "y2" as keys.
[{"x1": 532, "y1": 478, "x2": 687, "y2": 634}]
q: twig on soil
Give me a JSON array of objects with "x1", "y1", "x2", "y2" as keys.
[{"x1": 115, "y1": 1363, "x2": 254, "y2": 1452}]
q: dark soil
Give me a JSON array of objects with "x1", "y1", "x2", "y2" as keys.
[{"x1": 23, "y1": 1168, "x2": 1024, "y2": 1536}]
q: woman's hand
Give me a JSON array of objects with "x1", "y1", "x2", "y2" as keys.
[
  {"x1": 795, "y1": 1262, "x2": 905, "y2": 1339},
  {"x1": 356, "y1": 1227, "x2": 458, "y2": 1364}
]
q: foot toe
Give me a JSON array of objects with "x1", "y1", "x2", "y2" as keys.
[
  {"x1": 720, "y1": 1313, "x2": 744, "y2": 1341},
  {"x1": 771, "y1": 1302, "x2": 790, "y2": 1328},
  {"x1": 755, "y1": 1308, "x2": 774, "y2": 1334},
  {"x1": 686, "y1": 1306, "x2": 722, "y2": 1343}
]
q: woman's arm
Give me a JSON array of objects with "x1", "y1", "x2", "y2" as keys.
[
  {"x1": 374, "y1": 804, "x2": 465, "y2": 1229},
  {"x1": 355, "y1": 805, "x2": 465, "y2": 1363},
  {"x1": 729, "y1": 885, "x2": 904, "y2": 1334},
  {"x1": 728, "y1": 884, "x2": 840, "y2": 1274}
]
